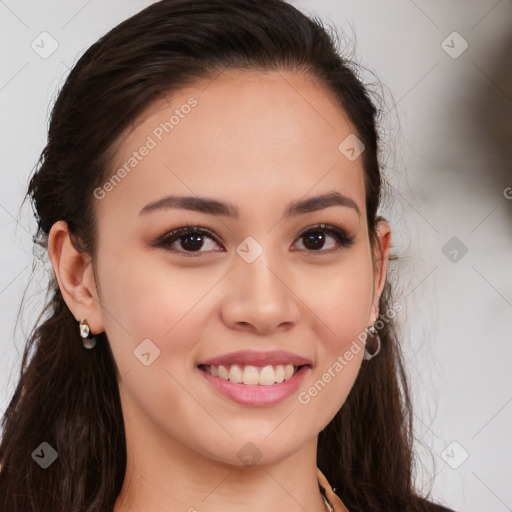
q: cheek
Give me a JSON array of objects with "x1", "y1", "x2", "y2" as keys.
[
  {"x1": 293, "y1": 251, "x2": 372, "y2": 421},
  {"x1": 97, "y1": 254, "x2": 220, "y2": 369},
  {"x1": 327, "y1": 270, "x2": 374, "y2": 340},
  {"x1": 303, "y1": 249, "x2": 374, "y2": 345}
]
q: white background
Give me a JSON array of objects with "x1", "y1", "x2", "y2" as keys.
[{"x1": 1, "y1": 1, "x2": 511, "y2": 511}]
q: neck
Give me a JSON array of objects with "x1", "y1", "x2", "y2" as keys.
[{"x1": 114, "y1": 397, "x2": 329, "y2": 512}]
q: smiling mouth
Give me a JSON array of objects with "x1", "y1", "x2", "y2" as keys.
[{"x1": 197, "y1": 363, "x2": 309, "y2": 386}]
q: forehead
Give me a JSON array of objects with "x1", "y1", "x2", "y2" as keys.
[{"x1": 98, "y1": 69, "x2": 366, "y2": 223}]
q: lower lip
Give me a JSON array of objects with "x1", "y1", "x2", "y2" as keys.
[{"x1": 198, "y1": 365, "x2": 311, "y2": 406}]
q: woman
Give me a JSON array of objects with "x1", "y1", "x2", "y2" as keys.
[{"x1": 0, "y1": 1, "x2": 456, "y2": 511}]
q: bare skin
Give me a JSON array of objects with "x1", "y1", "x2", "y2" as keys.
[{"x1": 49, "y1": 69, "x2": 391, "y2": 512}]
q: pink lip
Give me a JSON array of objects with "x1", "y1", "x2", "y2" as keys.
[
  {"x1": 197, "y1": 349, "x2": 312, "y2": 367},
  {"x1": 198, "y1": 365, "x2": 311, "y2": 406}
]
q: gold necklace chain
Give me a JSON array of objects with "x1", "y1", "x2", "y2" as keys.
[{"x1": 322, "y1": 493, "x2": 334, "y2": 512}]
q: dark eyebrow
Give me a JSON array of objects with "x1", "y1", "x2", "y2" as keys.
[
  {"x1": 139, "y1": 191, "x2": 361, "y2": 218},
  {"x1": 284, "y1": 191, "x2": 361, "y2": 218}
]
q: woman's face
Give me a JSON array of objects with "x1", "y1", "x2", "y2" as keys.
[{"x1": 91, "y1": 69, "x2": 390, "y2": 466}]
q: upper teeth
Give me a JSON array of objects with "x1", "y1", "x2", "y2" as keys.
[{"x1": 203, "y1": 364, "x2": 299, "y2": 385}]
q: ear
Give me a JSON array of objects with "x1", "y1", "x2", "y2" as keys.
[
  {"x1": 48, "y1": 220, "x2": 104, "y2": 335},
  {"x1": 370, "y1": 218, "x2": 392, "y2": 324}
]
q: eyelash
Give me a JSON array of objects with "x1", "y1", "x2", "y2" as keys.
[{"x1": 153, "y1": 223, "x2": 355, "y2": 256}]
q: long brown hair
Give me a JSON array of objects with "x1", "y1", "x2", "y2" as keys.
[{"x1": 0, "y1": 1, "x2": 450, "y2": 510}]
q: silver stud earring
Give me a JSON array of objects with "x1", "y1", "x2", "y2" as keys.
[
  {"x1": 79, "y1": 318, "x2": 97, "y2": 349},
  {"x1": 363, "y1": 324, "x2": 381, "y2": 360}
]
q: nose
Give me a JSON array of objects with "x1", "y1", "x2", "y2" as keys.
[{"x1": 221, "y1": 251, "x2": 301, "y2": 334}]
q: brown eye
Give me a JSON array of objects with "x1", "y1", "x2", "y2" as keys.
[
  {"x1": 176, "y1": 232, "x2": 206, "y2": 251},
  {"x1": 155, "y1": 226, "x2": 223, "y2": 255},
  {"x1": 294, "y1": 224, "x2": 354, "y2": 253}
]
